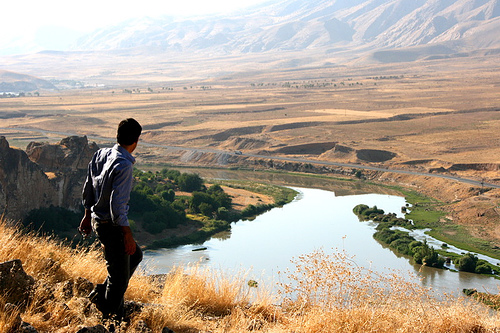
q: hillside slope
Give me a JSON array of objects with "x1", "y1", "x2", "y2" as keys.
[{"x1": 0, "y1": 70, "x2": 56, "y2": 93}]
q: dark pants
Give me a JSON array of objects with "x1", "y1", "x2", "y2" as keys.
[{"x1": 92, "y1": 220, "x2": 143, "y2": 319}]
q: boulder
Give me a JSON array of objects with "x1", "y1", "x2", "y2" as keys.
[
  {"x1": 133, "y1": 320, "x2": 152, "y2": 333},
  {"x1": 74, "y1": 276, "x2": 94, "y2": 297},
  {"x1": 76, "y1": 324, "x2": 109, "y2": 333},
  {"x1": 18, "y1": 322, "x2": 38, "y2": 333},
  {"x1": 3, "y1": 304, "x2": 39, "y2": 333},
  {"x1": 0, "y1": 259, "x2": 35, "y2": 307}
]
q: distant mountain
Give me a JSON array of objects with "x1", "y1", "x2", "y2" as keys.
[
  {"x1": 74, "y1": 0, "x2": 500, "y2": 55},
  {"x1": 0, "y1": 70, "x2": 56, "y2": 93}
]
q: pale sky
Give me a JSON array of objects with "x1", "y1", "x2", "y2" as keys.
[{"x1": 0, "y1": 0, "x2": 274, "y2": 55}]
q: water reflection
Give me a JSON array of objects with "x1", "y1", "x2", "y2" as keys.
[{"x1": 163, "y1": 167, "x2": 402, "y2": 197}]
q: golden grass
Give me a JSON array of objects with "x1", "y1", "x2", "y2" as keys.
[
  {"x1": 1, "y1": 217, "x2": 500, "y2": 332},
  {"x1": 278, "y1": 249, "x2": 500, "y2": 332}
]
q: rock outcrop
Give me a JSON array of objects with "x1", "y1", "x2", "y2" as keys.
[
  {"x1": 0, "y1": 136, "x2": 98, "y2": 221},
  {"x1": 26, "y1": 136, "x2": 98, "y2": 210},
  {"x1": 0, "y1": 136, "x2": 57, "y2": 220}
]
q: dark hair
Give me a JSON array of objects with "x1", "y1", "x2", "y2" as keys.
[{"x1": 117, "y1": 118, "x2": 142, "y2": 145}]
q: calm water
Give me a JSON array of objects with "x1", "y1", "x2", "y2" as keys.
[{"x1": 143, "y1": 170, "x2": 500, "y2": 296}]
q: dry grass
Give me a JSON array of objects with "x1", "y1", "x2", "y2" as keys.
[
  {"x1": 278, "y1": 249, "x2": 500, "y2": 332},
  {"x1": 1, "y1": 217, "x2": 500, "y2": 332}
]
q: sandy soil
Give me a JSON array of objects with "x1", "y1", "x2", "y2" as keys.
[{"x1": 218, "y1": 185, "x2": 274, "y2": 210}]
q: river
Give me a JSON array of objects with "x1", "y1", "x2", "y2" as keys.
[{"x1": 142, "y1": 169, "x2": 500, "y2": 296}]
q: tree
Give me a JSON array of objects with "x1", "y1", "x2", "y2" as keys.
[
  {"x1": 207, "y1": 184, "x2": 223, "y2": 194},
  {"x1": 411, "y1": 241, "x2": 444, "y2": 268},
  {"x1": 161, "y1": 189, "x2": 175, "y2": 202},
  {"x1": 475, "y1": 262, "x2": 492, "y2": 274},
  {"x1": 199, "y1": 203, "x2": 214, "y2": 217},
  {"x1": 160, "y1": 168, "x2": 181, "y2": 181},
  {"x1": 457, "y1": 253, "x2": 478, "y2": 273},
  {"x1": 189, "y1": 192, "x2": 215, "y2": 214},
  {"x1": 178, "y1": 173, "x2": 203, "y2": 192},
  {"x1": 241, "y1": 204, "x2": 257, "y2": 218},
  {"x1": 208, "y1": 185, "x2": 232, "y2": 209},
  {"x1": 217, "y1": 207, "x2": 229, "y2": 220}
]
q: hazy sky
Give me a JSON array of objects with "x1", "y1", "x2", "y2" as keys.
[{"x1": 0, "y1": 0, "x2": 274, "y2": 54}]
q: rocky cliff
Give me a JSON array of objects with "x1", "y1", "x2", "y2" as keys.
[
  {"x1": 0, "y1": 137, "x2": 57, "y2": 221},
  {"x1": 0, "y1": 136, "x2": 98, "y2": 222},
  {"x1": 26, "y1": 136, "x2": 98, "y2": 212}
]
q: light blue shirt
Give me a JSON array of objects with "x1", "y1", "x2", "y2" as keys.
[{"x1": 82, "y1": 144, "x2": 135, "y2": 227}]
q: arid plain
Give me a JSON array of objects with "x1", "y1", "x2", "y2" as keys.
[{"x1": 1, "y1": 53, "x2": 500, "y2": 251}]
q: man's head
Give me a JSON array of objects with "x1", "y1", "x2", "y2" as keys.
[{"x1": 117, "y1": 118, "x2": 142, "y2": 149}]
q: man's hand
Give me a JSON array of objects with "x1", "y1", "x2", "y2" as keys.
[
  {"x1": 122, "y1": 226, "x2": 136, "y2": 255},
  {"x1": 79, "y1": 209, "x2": 93, "y2": 237}
]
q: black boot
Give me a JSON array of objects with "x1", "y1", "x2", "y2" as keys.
[{"x1": 87, "y1": 283, "x2": 108, "y2": 317}]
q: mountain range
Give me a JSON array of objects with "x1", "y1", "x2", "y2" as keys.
[
  {"x1": 74, "y1": 0, "x2": 500, "y2": 55},
  {"x1": 1, "y1": 0, "x2": 499, "y2": 85}
]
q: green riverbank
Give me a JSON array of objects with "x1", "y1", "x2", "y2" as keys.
[
  {"x1": 399, "y1": 189, "x2": 500, "y2": 261},
  {"x1": 143, "y1": 177, "x2": 298, "y2": 249}
]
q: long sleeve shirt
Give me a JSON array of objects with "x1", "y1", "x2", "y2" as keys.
[{"x1": 82, "y1": 144, "x2": 135, "y2": 227}]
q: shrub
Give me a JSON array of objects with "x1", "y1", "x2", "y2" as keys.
[
  {"x1": 241, "y1": 204, "x2": 257, "y2": 218},
  {"x1": 457, "y1": 253, "x2": 478, "y2": 273},
  {"x1": 24, "y1": 206, "x2": 81, "y2": 234},
  {"x1": 217, "y1": 207, "x2": 229, "y2": 220},
  {"x1": 475, "y1": 263, "x2": 492, "y2": 275},
  {"x1": 390, "y1": 238, "x2": 411, "y2": 255},
  {"x1": 353, "y1": 204, "x2": 384, "y2": 220},
  {"x1": 161, "y1": 189, "x2": 175, "y2": 202},
  {"x1": 199, "y1": 203, "x2": 214, "y2": 217},
  {"x1": 178, "y1": 173, "x2": 203, "y2": 192},
  {"x1": 353, "y1": 204, "x2": 369, "y2": 216}
]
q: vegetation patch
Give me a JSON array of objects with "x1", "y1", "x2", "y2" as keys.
[
  {"x1": 400, "y1": 189, "x2": 500, "y2": 260},
  {"x1": 464, "y1": 289, "x2": 500, "y2": 311},
  {"x1": 131, "y1": 168, "x2": 296, "y2": 248},
  {"x1": 353, "y1": 204, "x2": 500, "y2": 276},
  {"x1": 353, "y1": 204, "x2": 445, "y2": 268}
]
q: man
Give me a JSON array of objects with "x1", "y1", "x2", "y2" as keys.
[{"x1": 79, "y1": 118, "x2": 143, "y2": 320}]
